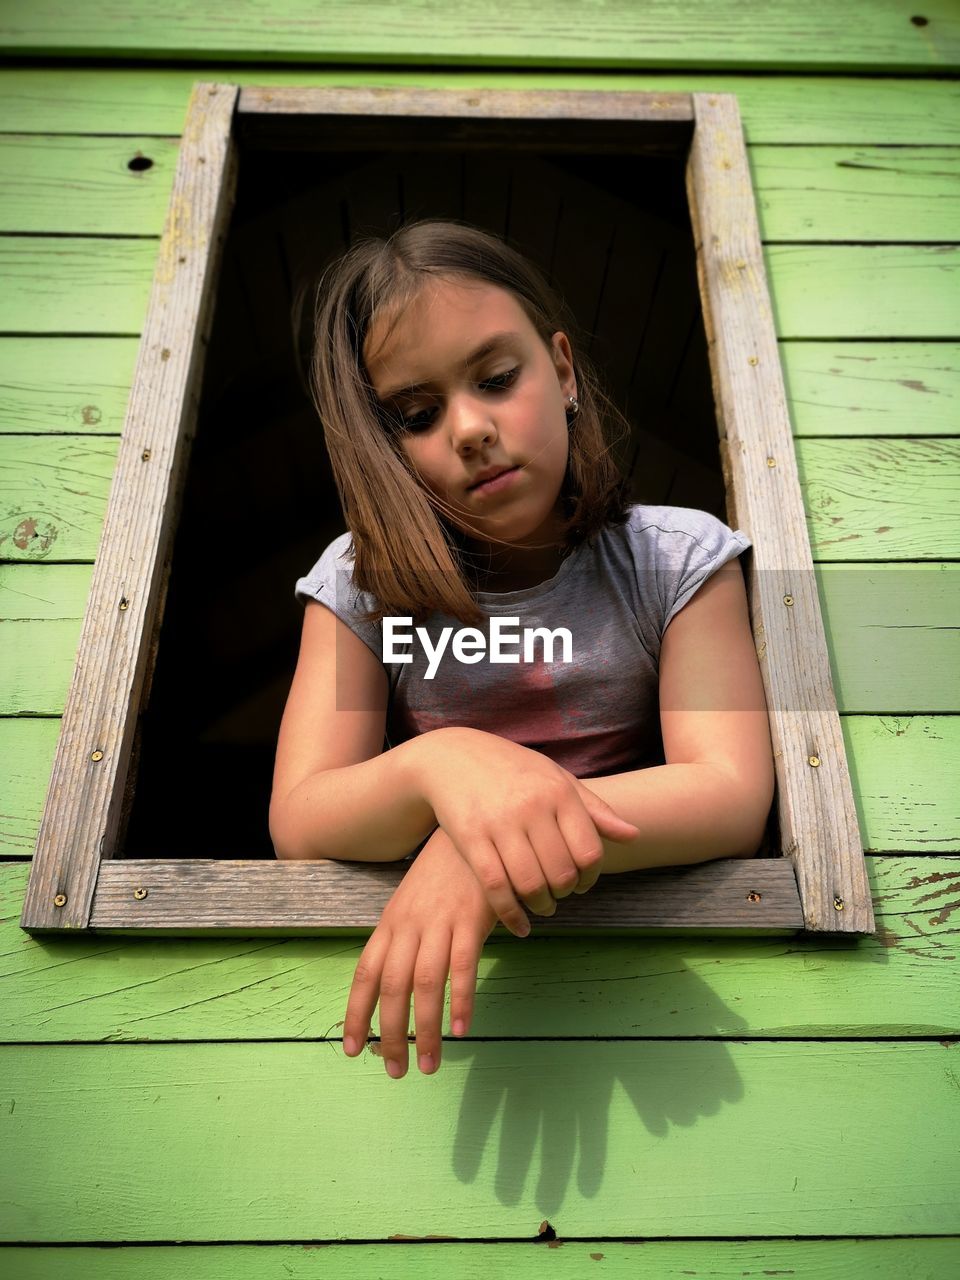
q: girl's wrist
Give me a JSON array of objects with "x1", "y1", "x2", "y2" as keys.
[{"x1": 399, "y1": 726, "x2": 469, "y2": 812}]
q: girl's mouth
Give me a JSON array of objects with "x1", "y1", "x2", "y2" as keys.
[{"x1": 470, "y1": 467, "x2": 519, "y2": 496}]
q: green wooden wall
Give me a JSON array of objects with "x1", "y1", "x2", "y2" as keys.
[{"x1": 1, "y1": 9, "x2": 960, "y2": 1274}]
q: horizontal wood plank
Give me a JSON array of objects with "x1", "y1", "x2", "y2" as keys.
[
  {"x1": 797, "y1": 438, "x2": 960, "y2": 558},
  {"x1": 0, "y1": 1039, "x2": 958, "y2": 1239},
  {"x1": 751, "y1": 145, "x2": 960, "y2": 243},
  {"x1": 1, "y1": 0, "x2": 957, "y2": 71},
  {"x1": 817, "y1": 565, "x2": 960, "y2": 711},
  {"x1": 0, "y1": 338, "x2": 139, "y2": 434},
  {"x1": 0, "y1": 238, "x2": 155, "y2": 334},
  {"x1": 2, "y1": 855, "x2": 957, "y2": 1040},
  {"x1": 0, "y1": 436, "x2": 118, "y2": 562},
  {"x1": 71, "y1": 856, "x2": 803, "y2": 935},
  {"x1": 842, "y1": 716, "x2": 960, "y2": 852},
  {"x1": 0, "y1": 1241, "x2": 957, "y2": 1278},
  {"x1": 0, "y1": 135, "x2": 180, "y2": 236},
  {"x1": 780, "y1": 342, "x2": 960, "y2": 437},
  {"x1": 766, "y1": 245, "x2": 960, "y2": 339}
]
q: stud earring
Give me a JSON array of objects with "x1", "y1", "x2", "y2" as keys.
[{"x1": 565, "y1": 394, "x2": 580, "y2": 421}]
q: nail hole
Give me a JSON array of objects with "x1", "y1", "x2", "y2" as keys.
[{"x1": 127, "y1": 155, "x2": 153, "y2": 172}]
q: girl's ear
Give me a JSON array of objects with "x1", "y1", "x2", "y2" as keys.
[{"x1": 550, "y1": 330, "x2": 577, "y2": 397}]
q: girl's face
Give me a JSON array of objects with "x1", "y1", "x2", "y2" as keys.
[{"x1": 364, "y1": 276, "x2": 577, "y2": 556}]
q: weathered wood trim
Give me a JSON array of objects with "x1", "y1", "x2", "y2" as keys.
[
  {"x1": 80, "y1": 857, "x2": 804, "y2": 936},
  {"x1": 685, "y1": 93, "x2": 875, "y2": 934},
  {"x1": 238, "y1": 85, "x2": 695, "y2": 120},
  {"x1": 19, "y1": 82, "x2": 876, "y2": 938},
  {"x1": 235, "y1": 85, "x2": 694, "y2": 152},
  {"x1": 19, "y1": 82, "x2": 241, "y2": 932}
]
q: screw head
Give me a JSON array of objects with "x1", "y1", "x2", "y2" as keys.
[
  {"x1": 53, "y1": 893, "x2": 67, "y2": 908},
  {"x1": 808, "y1": 755, "x2": 821, "y2": 768},
  {"x1": 90, "y1": 750, "x2": 104, "y2": 762},
  {"x1": 133, "y1": 887, "x2": 148, "y2": 901}
]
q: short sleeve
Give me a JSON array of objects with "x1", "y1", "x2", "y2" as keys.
[
  {"x1": 640, "y1": 505, "x2": 752, "y2": 636},
  {"x1": 293, "y1": 531, "x2": 384, "y2": 664}
]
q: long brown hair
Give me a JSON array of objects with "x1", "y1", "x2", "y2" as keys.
[{"x1": 299, "y1": 218, "x2": 632, "y2": 627}]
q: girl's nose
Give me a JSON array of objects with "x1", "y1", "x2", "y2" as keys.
[{"x1": 450, "y1": 397, "x2": 496, "y2": 453}]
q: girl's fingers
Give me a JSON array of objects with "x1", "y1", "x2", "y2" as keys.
[
  {"x1": 459, "y1": 833, "x2": 531, "y2": 939},
  {"x1": 521, "y1": 817, "x2": 580, "y2": 906},
  {"x1": 495, "y1": 828, "x2": 559, "y2": 916},
  {"x1": 412, "y1": 927, "x2": 454, "y2": 1075},
  {"x1": 448, "y1": 927, "x2": 484, "y2": 1042},
  {"x1": 555, "y1": 798, "x2": 608, "y2": 895},
  {"x1": 342, "y1": 931, "x2": 390, "y2": 1058},
  {"x1": 575, "y1": 785, "x2": 640, "y2": 843},
  {"x1": 376, "y1": 932, "x2": 422, "y2": 1079}
]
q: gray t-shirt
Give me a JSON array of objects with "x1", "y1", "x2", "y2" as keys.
[{"x1": 294, "y1": 503, "x2": 752, "y2": 779}]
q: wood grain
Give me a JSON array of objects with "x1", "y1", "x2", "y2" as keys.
[
  {"x1": 0, "y1": 1240, "x2": 956, "y2": 1277},
  {"x1": 18, "y1": 83, "x2": 241, "y2": 932},
  {"x1": 2, "y1": 0, "x2": 957, "y2": 71},
  {"x1": 686, "y1": 93, "x2": 874, "y2": 933},
  {"x1": 1, "y1": 1039, "x2": 958, "y2": 1239}
]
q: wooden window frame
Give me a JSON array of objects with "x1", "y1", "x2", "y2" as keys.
[{"x1": 19, "y1": 82, "x2": 876, "y2": 939}]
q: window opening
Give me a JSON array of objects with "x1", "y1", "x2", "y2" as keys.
[{"x1": 19, "y1": 84, "x2": 875, "y2": 938}]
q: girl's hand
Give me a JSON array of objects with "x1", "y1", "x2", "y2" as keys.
[
  {"x1": 415, "y1": 726, "x2": 640, "y2": 938},
  {"x1": 341, "y1": 826, "x2": 497, "y2": 1079}
]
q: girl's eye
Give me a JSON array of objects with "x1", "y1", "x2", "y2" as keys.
[
  {"x1": 389, "y1": 367, "x2": 520, "y2": 433},
  {"x1": 398, "y1": 405, "x2": 436, "y2": 432},
  {"x1": 480, "y1": 366, "x2": 519, "y2": 392}
]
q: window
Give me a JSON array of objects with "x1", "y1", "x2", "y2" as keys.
[{"x1": 20, "y1": 82, "x2": 876, "y2": 938}]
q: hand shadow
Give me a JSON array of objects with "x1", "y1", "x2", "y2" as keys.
[{"x1": 441, "y1": 938, "x2": 750, "y2": 1215}]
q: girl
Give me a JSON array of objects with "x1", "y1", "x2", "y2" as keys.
[{"x1": 270, "y1": 219, "x2": 775, "y2": 1081}]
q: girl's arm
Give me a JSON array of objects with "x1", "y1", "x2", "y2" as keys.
[
  {"x1": 270, "y1": 600, "x2": 438, "y2": 862},
  {"x1": 271, "y1": 600, "x2": 638, "y2": 935},
  {"x1": 578, "y1": 559, "x2": 776, "y2": 874}
]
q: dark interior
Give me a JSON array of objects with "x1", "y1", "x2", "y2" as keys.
[{"x1": 121, "y1": 116, "x2": 733, "y2": 859}]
